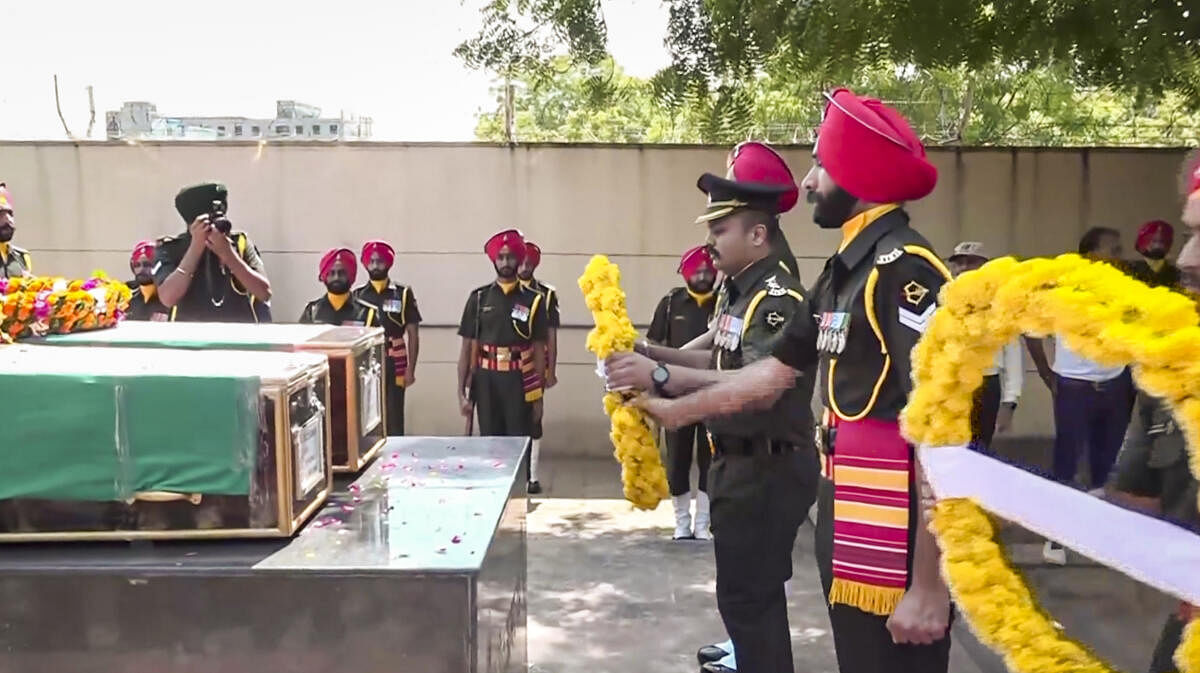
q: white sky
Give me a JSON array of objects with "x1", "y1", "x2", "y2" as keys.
[{"x1": 0, "y1": 0, "x2": 670, "y2": 141}]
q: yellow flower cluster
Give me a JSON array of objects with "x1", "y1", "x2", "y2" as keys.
[
  {"x1": 579, "y1": 255, "x2": 670, "y2": 510},
  {"x1": 0, "y1": 272, "x2": 131, "y2": 342},
  {"x1": 903, "y1": 254, "x2": 1200, "y2": 673}
]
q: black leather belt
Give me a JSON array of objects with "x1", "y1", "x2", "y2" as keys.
[{"x1": 708, "y1": 433, "x2": 799, "y2": 457}]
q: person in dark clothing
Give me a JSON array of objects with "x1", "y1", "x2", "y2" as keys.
[
  {"x1": 646, "y1": 244, "x2": 717, "y2": 540},
  {"x1": 607, "y1": 166, "x2": 818, "y2": 673},
  {"x1": 0, "y1": 183, "x2": 32, "y2": 279},
  {"x1": 1112, "y1": 155, "x2": 1200, "y2": 673},
  {"x1": 516, "y1": 240, "x2": 558, "y2": 494},
  {"x1": 636, "y1": 89, "x2": 955, "y2": 673},
  {"x1": 456, "y1": 229, "x2": 547, "y2": 486},
  {"x1": 353, "y1": 239, "x2": 421, "y2": 435},
  {"x1": 1127, "y1": 220, "x2": 1181, "y2": 289},
  {"x1": 299, "y1": 248, "x2": 367, "y2": 325},
  {"x1": 153, "y1": 182, "x2": 272, "y2": 322},
  {"x1": 126, "y1": 240, "x2": 170, "y2": 321}
]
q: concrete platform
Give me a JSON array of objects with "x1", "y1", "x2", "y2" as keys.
[{"x1": 529, "y1": 457, "x2": 1177, "y2": 673}]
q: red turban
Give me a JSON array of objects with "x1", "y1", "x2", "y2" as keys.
[
  {"x1": 319, "y1": 248, "x2": 357, "y2": 284},
  {"x1": 816, "y1": 88, "x2": 937, "y2": 204},
  {"x1": 678, "y1": 245, "x2": 715, "y2": 278},
  {"x1": 1136, "y1": 220, "x2": 1174, "y2": 254},
  {"x1": 130, "y1": 240, "x2": 156, "y2": 265},
  {"x1": 524, "y1": 242, "x2": 542, "y2": 268},
  {"x1": 361, "y1": 240, "x2": 395, "y2": 268},
  {"x1": 485, "y1": 228, "x2": 526, "y2": 262},
  {"x1": 0, "y1": 183, "x2": 12, "y2": 213},
  {"x1": 1186, "y1": 153, "x2": 1200, "y2": 197},
  {"x1": 726, "y1": 142, "x2": 799, "y2": 213}
]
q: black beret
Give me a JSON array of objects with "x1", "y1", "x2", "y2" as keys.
[{"x1": 174, "y1": 182, "x2": 228, "y2": 223}]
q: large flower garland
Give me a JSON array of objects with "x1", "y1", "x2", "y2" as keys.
[
  {"x1": 578, "y1": 255, "x2": 670, "y2": 510},
  {"x1": 902, "y1": 254, "x2": 1199, "y2": 673},
  {"x1": 0, "y1": 273, "x2": 131, "y2": 342}
]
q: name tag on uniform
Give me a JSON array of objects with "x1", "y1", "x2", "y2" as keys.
[
  {"x1": 150, "y1": 312, "x2": 169, "y2": 322},
  {"x1": 383, "y1": 299, "x2": 403, "y2": 313},
  {"x1": 511, "y1": 304, "x2": 530, "y2": 322}
]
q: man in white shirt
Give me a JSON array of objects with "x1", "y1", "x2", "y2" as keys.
[
  {"x1": 1026, "y1": 227, "x2": 1136, "y2": 564},
  {"x1": 947, "y1": 242, "x2": 1022, "y2": 451}
]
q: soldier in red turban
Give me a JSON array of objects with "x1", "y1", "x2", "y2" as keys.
[
  {"x1": 640, "y1": 244, "x2": 719, "y2": 541},
  {"x1": 515, "y1": 240, "x2": 559, "y2": 494},
  {"x1": 457, "y1": 229, "x2": 548, "y2": 488},
  {"x1": 126, "y1": 240, "x2": 170, "y2": 321},
  {"x1": 635, "y1": 89, "x2": 955, "y2": 673},
  {"x1": 353, "y1": 239, "x2": 423, "y2": 436},
  {"x1": 1128, "y1": 220, "x2": 1181, "y2": 289},
  {"x1": 299, "y1": 248, "x2": 367, "y2": 325}
]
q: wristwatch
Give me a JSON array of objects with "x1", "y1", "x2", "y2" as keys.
[{"x1": 651, "y1": 362, "x2": 670, "y2": 397}]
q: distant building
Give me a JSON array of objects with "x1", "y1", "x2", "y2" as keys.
[{"x1": 105, "y1": 100, "x2": 373, "y2": 141}]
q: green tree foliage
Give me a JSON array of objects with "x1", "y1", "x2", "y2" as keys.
[
  {"x1": 475, "y1": 57, "x2": 1200, "y2": 146},
  {"x1": 459, "y1": 0, "x2": 1200, "y2": 145}
]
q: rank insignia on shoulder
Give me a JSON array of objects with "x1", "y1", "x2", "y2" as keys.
[
  {"x1": 902, "y1": 281, "x2": 929, "y2": 306},
  {"x1": 876, "y1": 248, "x2": 903, "y2": 265},
  {"x1": 765, "y1": 311, "x2": 786, "y2": 329},
  {"x1": 764, "y1": 275, "x2": 787, "y2": 297},
  {"x1": 898, "y1": 304, "x2": 936, "y2": 333}
]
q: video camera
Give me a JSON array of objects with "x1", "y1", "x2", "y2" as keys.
[{"x1": 209, "y1": 200, "x2": 232, "y2": 235}]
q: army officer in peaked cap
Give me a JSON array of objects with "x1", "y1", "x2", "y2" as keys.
[
  {"x1": 154, "y1": 182, "x2": 272, "y2": 322},
  {"x1": 608, "y1": 169, "x2": 819, "y2": 673},
  {"x1": 636, "y1": 89, "x2": 956, "y2": 673}
]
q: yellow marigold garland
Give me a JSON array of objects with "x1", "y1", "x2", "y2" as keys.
[
  {"x1": 0, "y1": 272, "x2": 131, "y2": 343},
  {"x1": 902, "y1": 254, "x2": 1200, "y2": 673},
  {"x1": 579, "y1": 255, "x2": 670, "y2": 510}
]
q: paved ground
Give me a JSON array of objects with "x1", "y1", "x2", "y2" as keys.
[{"x1": 528, "y1": 456, "x2": 1176, "y2": 673}]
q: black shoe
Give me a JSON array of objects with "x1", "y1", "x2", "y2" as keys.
[
  {"x1": 700, "y1": 663, "x2": 735, "y2": 673},
  {"x1": 527, "y1": 480, "x2": 542, "y2": 495},
  {"x1": 697, "y1": 645, "x2": 728, "y2": 665}
]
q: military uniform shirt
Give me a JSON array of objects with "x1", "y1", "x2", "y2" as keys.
[
  {"x1": 299, "y1": 295, "x2": 367, "y2": 326},
  {"x1": 1127, "y1": 260, "x2": 1182, "y2": 290},
  {"x1": 0, "y1": 244, "x2": 31, "y2": 279},
  {"x1": 704, "y1": 256, "x2": 816, "y2": 445},
  {"x1": 125, "y1": 282, "x2": 170, "y2": 321},
  {"x1": 524, "y1": 278, "x2": 560, "y2": 328},
  {"x1": 1112, "y1": 394, "x2": 1199, "y2": 529},
  {"x1": 773, "y1": 208, "x2": 950, "y2": 422},
  {"x1": 647, "y1": 287, "x2": 715, "y2": 349},
  {"x1": 354, "y1": 281, "x2": 423, "y2": 334},
  {"x1": 152, "y1": 231, "x2": 269, "y2": 323},
  {"x1": 458, "y1": 282, "x2": 548, "y2": 346}
]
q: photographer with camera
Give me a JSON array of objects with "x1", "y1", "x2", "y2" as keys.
[{"x1": 154, "y1": 182, "x2": 272, "y2": 322}]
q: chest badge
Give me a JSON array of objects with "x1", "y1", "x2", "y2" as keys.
[
  {"x1": 764, "y1": 275, "x2": 787, "y2": 297},
  {"x1": 510, "y1": 304, "x2": 530, "y2": 322},
  {"x1": 903, "y1": 281, "x2": 929, "y2": 306},
  {"x1": 383, "y1": 299, "x2": 403, "y2": 313},
  {"x1": 714, "y1": 313, "x2": 743, "y2": 350},
  {"x1": 818, "y1": 311, "x2": 850, "y2": 354},
  {"x1": 765, "y1": 311, "x2": 786, "y2": 330}
]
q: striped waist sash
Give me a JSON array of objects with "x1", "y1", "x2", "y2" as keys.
[{"x1": 827, "y1": 415, "x2": 912, "y2": 616}]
